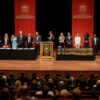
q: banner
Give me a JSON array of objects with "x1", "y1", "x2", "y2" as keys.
[
  {"x1": 15, "y1": 0, "x2": 36, "y2": 44},
  {"x1": 72, "y1": 0, "x2": 94, "y2": 47}
]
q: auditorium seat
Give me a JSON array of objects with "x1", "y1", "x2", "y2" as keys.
[
  {"x1": 56, "y1": 97, "x2": 72, "y2": 100},
  {"x1": 81, "y1": 98, "x2": 97, "y2": 100},
  {"x1": 38, "y1": 98, "x2": 54, "y2": 100}
]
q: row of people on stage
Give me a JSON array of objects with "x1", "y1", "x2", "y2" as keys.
[
  {"x1": 58, "y1": 32, "x2": 99, "y2": 49},
  {"x1": 0, "y1": 31, "x2": 99, "y2": 50},
  {"x1": 0, "y1": 31, "x2": 55, "y2": 49},
  {"x1": 0, "y1": 31, "x2": 41, "y2": 49}
]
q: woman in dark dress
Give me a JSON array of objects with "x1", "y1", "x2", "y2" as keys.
[{"x1": 84, "y1": 32, "x2": 90, "y2": 48}]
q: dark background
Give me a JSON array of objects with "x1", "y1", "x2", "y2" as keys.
[{"x1": 0, "y1": 0, "x2": 99, "y2": 45}]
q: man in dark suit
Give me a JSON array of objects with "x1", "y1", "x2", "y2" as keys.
[
  {"x1": 26, "y1": 32, "x2": 33, "y2": 48},
  {"x1": 34, "y1": 32, "x2": 41, "y2": 54},
  {"x1": 17, "y1": 30, "x2": 26, "y2": 48},
  {"x1": 0, "y1": 35, "x2": 2, "y2": 47},
  {"x1": 48, "y1": 31, "x2": 55, "y2": 42},
  {"x1": 66, "y1": 32, "x2": 73, "y2": 48},
  {"x1": 92, "y1": 34, "x2": 99, "y2": 55}
]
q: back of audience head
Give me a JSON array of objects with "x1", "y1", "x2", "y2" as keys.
[
  {"x1": 1, "y1": 88, "x2": 10, "y2": 100},
  {"x1": 60, "y1": 89, "x2": 72, "y2": 97},
  {"x1": 14, "y1": 80, "x2": 21, "y2": 90},
  {"x1": 72, "y1": 88, "x2": 81, "y2": 100},
  {"x1": 20, "y1": 85, "x2": 29, "y2": 96},
  {"x1": 96, "y1": 80, "x2": 100, "y2": 87}
]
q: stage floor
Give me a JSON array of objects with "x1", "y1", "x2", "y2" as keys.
[{"x1": 0, "y1": 56, "x2": 100, "y2": 71}]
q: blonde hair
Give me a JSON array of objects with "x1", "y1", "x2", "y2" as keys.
[
  {"x1": 11, "y1": 34, "x2": 15, "y2": 41},
  {"x1": 14, "y1": 80, "x2": 21, "y2": 90},
  {"x1": 4, "y1": 33, "x2": 8, "y2": 39}
]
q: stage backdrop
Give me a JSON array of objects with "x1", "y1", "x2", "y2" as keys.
[
  {"x1": 15, "y1": 0, "x2": 36, "y2": 45},
  {"x1": 72, "y1": 0, "x2": 94, "y2": 47}
]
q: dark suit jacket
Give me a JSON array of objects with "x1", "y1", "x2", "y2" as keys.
[
  {"x1": 34, "y1": 35, "x2": 41, "y2": 43},
  {"x1": 48, "y1": 35, "x2": 55, "y2": 42},
  {"x1": 26, "y1": 36, "x2": 33, "y2": 44},
  {"x1": 66, "y1": 36, "x2": 73, "y2": 44},
  {"x1": 17, "y1": 34, "x2": 25, "y2": 45},
  {"x1": 92, "y1": 37, "x2": 99, "y2": 46},
  {"x1": 3, "y1": 38, "x2": 9, "y2": 45}
]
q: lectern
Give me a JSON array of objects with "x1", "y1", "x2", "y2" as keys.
[{"x1": 40, "y1": 42, "x2": 53, "y2": 59}]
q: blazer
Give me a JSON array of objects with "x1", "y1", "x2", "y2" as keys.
[
  {"x1": 17, "y1": 34, "x2": 26, "y2": 45},
  {"x1": 34, "y1": 35, "x2": 41, "y2": 43},
  {"x1": 3, "y1": 37, "x2": 9, "y2": 45},
  {"x1": 66, "y1": 36, "x2": 73, "y2": 44},
  {"x1": 26, "y1": 36, "x2": 33, "y2": 44},
  {"x1": 92, "y1": 37, "x2": 99, "y2": 45},
  {"x1": 48, "y1": 35, "x2": 55, "y2": 42}
]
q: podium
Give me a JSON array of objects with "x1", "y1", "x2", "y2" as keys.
[{"x1": 40, "y1": 42, "x2": 53, "y2": 59}]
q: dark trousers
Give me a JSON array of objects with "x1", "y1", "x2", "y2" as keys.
[
  {"x1": 93, "y1": 45, "x2": 98, "y2": 55},
  {"x1": 84, "y1": 43, "x2": 89, "y2": 48},
  {"x1": 66, "y1": 43, "x2": 72, "y2": 48},
  {"x1": 19, "y1": 43, "x2": 25, "y2": 48},
  {"x1": 59, "y1": 43, "x2": 64, "y2": 48},
  {"x1": 35, "y1": 43, "x2": 40, "y2": 55},
  {"x1": 27, "y1": 43, "x2": 32, "y2": 48}
]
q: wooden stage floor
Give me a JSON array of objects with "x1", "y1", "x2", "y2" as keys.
[{"x1": 0, "y1": 56, "x2": 100, "y2": 71}]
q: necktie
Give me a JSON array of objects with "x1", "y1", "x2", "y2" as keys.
[{"x1": 37, "y1": 36, "x2": 38, "y2": 42}]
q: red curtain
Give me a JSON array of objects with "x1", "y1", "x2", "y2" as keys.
[
  {"x1": 15, "y1": 0, "x2": 36, "y2": 44},
  {"x1": 72, "y1": 0, "x2": 94, "y2": 47}
]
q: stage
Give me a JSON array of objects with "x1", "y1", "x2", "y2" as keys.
[
  {"x1": 0, "y1": 56, "x2": 100, "y2": 71},
  {"x1": 0, "y1": 55, "x2": 100, "y2": 79}
]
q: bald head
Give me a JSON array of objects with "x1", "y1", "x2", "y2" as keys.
[{"x1": 21, "y1": 85, "x2": 29, "y2": 95}]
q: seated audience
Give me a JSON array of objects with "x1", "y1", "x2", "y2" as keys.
[
  {"x1": 36, "y1": 85, "x2": 54, "y2": 97},
  {"x1": 7, "y1": 73, "x2": 16, "y2": 90},
  {"x1": 18, "y1": 72, "x2": 29, "y2": 85},
  {"x1": 0, "y1": 88, "x2": 10, "y2": 100},
  {"x1": 92, "y1": 80, "x2": 100, "y2": 91},
  {"x1": 0, "y1": 72, "x2": 100, "y2": 100},
  {"x1": 88, "y1": 73, "x2": 96, "y2": 89},
  {"x1": 16, "y1": 85, "x2": 37, "y2": 100},
  {"x1": 60, "y1": 89, "x2": 72, "y2": 97},
  {"x1": 72, "y1": 88, "x2": 81, "y2": 100}
]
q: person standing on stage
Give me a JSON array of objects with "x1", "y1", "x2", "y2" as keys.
[
  {"x1": 11, "y1": 34, "x2": 17, "y2": 49},
  {"x1": 34, "y1": 32, "x2": 41, "y2": 54},
  {"x1": 0, "y1": 35, "x2": 2, "y2": 47},
  {"x1": 58, "y1": 32, "x2": 65, "y2": 48},
  {"x1": 75, "y1": 33, "x2": 81, "y2": 48},
  {"x1": 26, "y1": 32, "x2": 33, "y2": 48},
  {"x1": 17, "y1": 30, "x2": 26, "y2": 48},
  {"x1": 3, "y1": 33, "x2": 9, "y2": 48},
  {"x1": 48, "y1": 31, "x2": 55, "y2": 42},
  {"x1": 66, "y1": 32, "x2": 73, "y2": 48},
  {"x1": 92, "y1": 34, "x2": 99, "y2": 55},
  {"x1": 83, "y1": 32, "x2": 90, "y2": 48}
]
